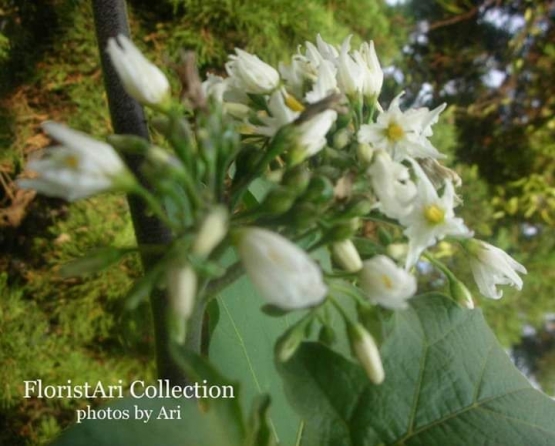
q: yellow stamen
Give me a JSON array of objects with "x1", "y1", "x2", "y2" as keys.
[
  {"x1": 63, "y1": 155, "x2": 80, "y2": 169},
  {"x1": 424, "y1": 204, "x2": 445, "y2": 225},
  {"x1": 385, "y1": 122, "x2": 404, "y2": 142},
  {"x1": 285, "y1": 94, "x2": 305, "y2": 112},
  {"x1": 381, "y1": 274, "x2": 393, "y2": 289}
]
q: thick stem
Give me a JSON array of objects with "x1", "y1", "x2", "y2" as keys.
[{"x1": 91, "y1": 0, "x2": 188, "y2": 385}]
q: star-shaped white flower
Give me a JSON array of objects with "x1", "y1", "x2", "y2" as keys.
[
  {"x1": 358, "y1": 93, "x2": 446, "y2": 161},
  {"x1": 400, "y1": 160, "x2": 472, "y2": 269},
  {"x1": 367, "y1": 150, "x2": 417, "y2": 220}
]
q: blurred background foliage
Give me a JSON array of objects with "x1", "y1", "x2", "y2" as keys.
[{"x1": 0, "y1": 0, "x2": 553, "y2": 444}]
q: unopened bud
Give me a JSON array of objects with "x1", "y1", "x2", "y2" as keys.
[
  {"x1": 386, "y1": 243, "x2": 408, "y2": 262},
  {"x1": 344, "y1": 197, "x2": 373, "y2": 218},
  {"x1": 282, "y1": 167, "x2": 310, "y2": 193},
  {"x1": 302, "y1": 176, "x2": 334, "y2": 204},
  {"x1": 318, "y1": 325, "x2": 337, "y2": 345},
  {"x1": 276, "y1": 331, "x2": 303, "y2": 363},
  {"x1": 325, "y1": 222, "x2": 355, "y2": 243},
  {"x1": 332, "y1": 239, "x2": 363, "y2": 272},
  {"x1": 276, "y1": 318, "x2": 311, "y2": 362},
  {"x1": 193, "y1": 206, "x2": 228, "y2": 257},
  {"x1": 260, "y1": 187, "x2": 297, "y2": 215},
  {"x1": 349, "y1": 323, "x2": 384, "y2": 385},
  {"x1": 167, "y1": 265, "x2": 197, "y2": 320},
  {"x1": 449, "y1": 279, "x2": 474, "y2": 309},
  {"x1": 333, "y1": 129, "x2": 351, "y2": 150},
  {"x1": 290, "y1": 203, "x2": 319, "y2": 228},
  {"x1": 357, "y1": 143, "x2": 374, "y2": 165}
]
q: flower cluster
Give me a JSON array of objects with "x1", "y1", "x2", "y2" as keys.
[{"x1": 17, "y1": 34, "x2": 527, "y2": 384}]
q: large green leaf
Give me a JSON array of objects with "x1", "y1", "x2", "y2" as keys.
[
  {"x1": 278, "y1": 294, "x2": 555, "y2": 446},
  {"x1": 209, "y1": 273, "x2": 303, "y2": 446},
  {"x1": 209, "y1": 243, "x2": 332, "y2": 446}
]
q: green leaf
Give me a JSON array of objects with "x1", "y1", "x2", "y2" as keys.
[
  {"x1": 209, "y1": 273, "x2": 303, "y2": 446},
  {"x1": 278, "y1": 294, "x2": 555, "y2": 446},
  {"x1": 60, "y1": 247, "x2": 131, "y2": 278},
  {"x1": 209, "y1": 247, "x2": 334, "y2": 446},
  {"x1": 52, "y1": 350, "x2": 245, "y2": 446}
]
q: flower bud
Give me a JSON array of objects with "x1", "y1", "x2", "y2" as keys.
[
  {"x1": 302, "y1": 176, "x2": 335, "y2": 204},
  {"x1": 332, "y1": 239, "x2": 363, "y2": 272},
  {"x1": 282, "y1": 167, "x2": 310, "y2": 193},
  {"x1": 348, "y1": 323, "x2": 384, "y2": 384},
  {"x1": 106, "y1": 35, "x2": 171, "y2": 109},
  {"x1": 260, "y1": 188, "x2": 297, "y2": 215},
  {"x1": 289, "y1": 110, "x2": 337, "y2": 165},
  {"x1": 192, "y1": 206, "x2": 228, "y2": 257},
  {"x1": 235, "y1": 227, "x2": 327, "y2": 310},
  {"x1": 333, "y1": 129, "x2": 352, "y2": 150},
  {"x1": 167, "y1": 265, "x2": 197, "y2": 320},
  {"x1": 344, "y1": 197, "x2": 373, "y2": 218},
  {"x1": 386, "y1": 243, "x2": 409, "y2": 262},
  {"x1": 449, "y1": 279, "x2": 474, "y2": 309},
  {"x1": 290, "y1": 203, "x2": 319, "y2": 229},
  {"x1": 357, "y1": 142, "x2": 374, "y2": 165},
  {"x1": 324, "y1": 223, "x2": 356, "y2": 243},
  {"x1": 225, "y1": 48, "x2": 280, "y2": 94}
]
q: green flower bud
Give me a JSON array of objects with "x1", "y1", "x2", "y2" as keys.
[
  {"x1": 324, "y1": 222, "x2": 356, "y2": 243},
  {"x1": 260, "y1": 187, "x2": 297, "y2": 215},
  {"x1": 344, "y1": 196, "x2": 373, "y2": 218},
  {"x1": 302, "y1": 176, "x2": 334, "y2": 204},
  {"x1": 318, "y1": 325, "x2": 337, "y2": 346},
  {"x1": 290, "y1": 203, "x2": 319, "y2": 229},
  {"x1": 357, "y1": 142, "x2": 374, "y2": 165},
  {"x1": 450, "y1": 279, "x2": 475, "y2": 309},
  {"x1": 333, "y1": 128, "x2": 352, "y2": 150},
  {"x1": 282, "y1": 167, "x2": 310, "y2": 193}
]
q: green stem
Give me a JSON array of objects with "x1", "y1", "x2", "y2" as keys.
[
  {"x1": 203, "y1": 260, "x2": 244, "y2": 303},
  {"x1": 134, "y1": 184, "x2": 180, "y2": 231}
]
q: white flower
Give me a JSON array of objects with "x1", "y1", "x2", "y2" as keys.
[
  {"x1": 304, "y1": 41, "x2": 327, "y2": 68},
  {"x1": 349, "y1": 323, "x2": 384, "y2": 384},
  {"x1": 290, "y1": 109, "x2": 337, "y2": 164},
  {"x1": 316, "y1": 34, "x2": 339, "y2": 61},
  {"x1": 466, "y1": 240, "x2": 527, "y2": 300},
  {"x1": 332, "y1": 239, "x2": 363, "y2": 272},
  {"x1": 359, "y1": 255, "x2": 417, "y2": 309},
  {"x1": 167, "y1": 265, "x2": 197, "y2": 320},
  {"x1": 236, "y1": 227, "x2": 328, "y2": 310},
  {"x1": 18, "y1": 122, "x2": 133, "y2": 201},
  {"x1": 336, "y1": 35, "x2": 363, "y2": 96},
  {"x1": 305, "y1": 60, "x2": 339, "y2": 104},
  {"x1": 201, "y1": 73, "x2": 228, "y2": 102},
  {"x1": 106, "y1": 35, "x2": 170, "y2": 108},
  {"x1": 255, "y1": 89, "x2": 300, "y2": 137},
  {"x1": 226, "y1": 48, "x2": 280, "y2": 94},
  {"x1": 279, "y1": 56, "x2": 317, "y2": 97},
  {"x1": 353, "y1": 41, "x2": 383, "y2": 99},
  {"x1": 193, "y1": 206, "x2": 228, "y2": 257},
  {"x1": 358, "y1": 93, "x2": 446, "y2": 161},
  {"x1": 367, "y1": 150, "x2": 417, "y2": 220},
  {"x1": 400, "y1": 161, "x2": 472, "y2": 269}
]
